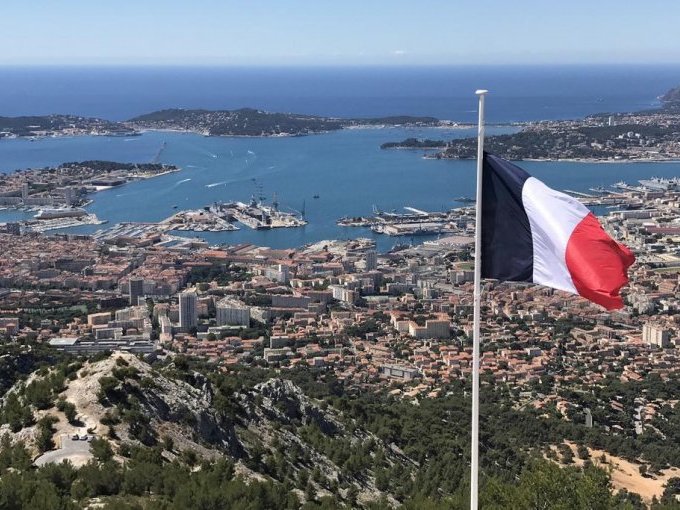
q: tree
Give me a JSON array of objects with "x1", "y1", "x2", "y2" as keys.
[
  {"x1": 56, "y1": 399, "x2": 77, "y2": 424},
  {"x1": 36, "y1": 416, "x2": 58, "y2": 453},
  {"x1": 0, "y1": 392, "x2": 33, "y2": 432},
  {"x1": 90, "y1": 438, "x2": 114, "y2": 462}
]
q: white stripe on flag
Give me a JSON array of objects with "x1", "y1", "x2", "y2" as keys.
[{"x1": 521, "y1": 177, "x2": 590, "y2": 294}]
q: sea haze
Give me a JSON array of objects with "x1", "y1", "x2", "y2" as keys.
[{"x1": 0, "y1": 64, "x2": 679, "y2": 122}]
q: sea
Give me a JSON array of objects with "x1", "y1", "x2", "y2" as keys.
[{"x1": 1, "y1": 65, "x2": 680, "y2": 252}]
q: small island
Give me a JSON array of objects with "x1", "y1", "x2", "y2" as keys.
[{"x1": 380, "y1": 137, "x2": 448, "y2": 150}]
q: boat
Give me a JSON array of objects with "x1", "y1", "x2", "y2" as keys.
[
  {"x1": 172, "y1": 205, "x2": 178, "y2": 209},
  {"x1": 34, "y1": 207, "x2": 87, "y2": 219},
  {"x1": 638, "y1": 177, "x2": 680, "y2": 191}
]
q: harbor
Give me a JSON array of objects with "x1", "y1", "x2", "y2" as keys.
[
  {"x1": 213, "y1": 195, "x2": 307, "y2": 230},
  {"x1": 22, "y1": 208, "x2": 106, "y2": 233},
  {"x1": 337, "y1": 176, "x2": 680, "y2": 239},
  {"x1": 338, "y1": 205, "x2": 473, "y2": 237}
]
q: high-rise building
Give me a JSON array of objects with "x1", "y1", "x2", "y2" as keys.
[
  {"x1": 62, "y1": 187, "x2": 77, "y2": 206},
  {"x1": 642, "y1": 323, "x2": 671, "y2": 348},
  {"x1": 129, "y1": 277, "x2": 145, "y2": 305},
  {"x1": 179, "y1": 291, "x2": 198, "y2": 332},
  {"x1": 365, "y1": 250, "x2": 377, "y2": 271}
]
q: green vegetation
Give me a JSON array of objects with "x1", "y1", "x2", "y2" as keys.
[
  {"x1": 1, "y1": 346, "x2": 680, "y2": 507},
  {"x1": 380, "y1": 137, "x2": 447, "y2": 149},
  {"x1": 59, "y1": 160, "x2": 172, "y2": 174},
  {"x1": 187, "y1": 263, "x2": 251, "y2": 286},
  {"x1": 129, "y1": 108, "x2": 439, "y2": 137}
]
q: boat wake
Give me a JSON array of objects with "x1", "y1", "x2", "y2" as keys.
[{"x1": 206, "y1": 181, "x2": 227, "y2": 188}]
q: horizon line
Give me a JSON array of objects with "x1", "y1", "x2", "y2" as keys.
[{"x1": 3, "y1": 61, "x2": 680, "y2": 69}]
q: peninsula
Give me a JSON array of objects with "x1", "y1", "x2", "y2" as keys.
[
  {"x1": 381, "y1": 84, "x2": 680, "y2": 162},
  {"x1": 0, "y1": 114, "x2": 136, "y2": 139},
  {"x1": 0, "y1": 109, "x2": 442, "y2": 140},
  {"x1": 127, "y1": 108, "x2": 441, "y2": 136},
  {"x1": 0, "y1": 160, "x2": 179, "y2": 210}
]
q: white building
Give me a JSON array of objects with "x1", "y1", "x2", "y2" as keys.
[
  {"x1": 642, "y1": 323, "x2": 671, "y2": 348},
  {"x1": 216, "y1": 298, "x2": 250, "y2": 327},
  {"x1": 264, "y1": 264, "x2": 290, "y2": 284},
  {"x1": 329, "y1": 285, "x2": 356, "y2": 303}
]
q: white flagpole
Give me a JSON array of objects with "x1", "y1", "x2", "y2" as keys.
[{"x1": 470, "y1": 89, "x2": 488, "y2": 510}]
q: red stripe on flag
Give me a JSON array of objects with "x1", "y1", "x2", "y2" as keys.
[{"x1": 565, "y1": 212, "x2": 635, "y2": 310}]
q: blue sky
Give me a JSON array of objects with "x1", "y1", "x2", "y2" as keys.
[{"x1": 2, "y1": 0, "x2": 679, "y2": 65}]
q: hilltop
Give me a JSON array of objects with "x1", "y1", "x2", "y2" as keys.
[{"x1": 0, "y1": 351, "x2": 413, "y2": 507}]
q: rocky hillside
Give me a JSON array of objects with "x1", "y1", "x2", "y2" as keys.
[{"x1": 0, "y1": 352, "x2": 412, "y2": 507}]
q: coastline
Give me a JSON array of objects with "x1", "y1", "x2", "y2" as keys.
[{"x1": 424, "y1": 155, "x2": 680, "y2": 164}]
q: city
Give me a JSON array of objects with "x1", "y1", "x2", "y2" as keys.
[
  {"x1": 3, "y1": 2, "x2": 680, "y2": 509},
  {"x1": 2, "y1": 174, "x2": 680, "y2": 504}
]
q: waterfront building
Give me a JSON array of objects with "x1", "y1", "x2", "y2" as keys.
[
  {"x1": 62, "y1": 187, "x2": 77, "y2": 206},
  {"x1": 179, "y1": 290, "x2": 198, "y2": 332},
  {"x1": 216, "y1": 298, "x2": 250, "y2": 327}
]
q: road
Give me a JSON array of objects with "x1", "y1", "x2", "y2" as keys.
[{"x1": 34, "y1": 434, "x2": 94, "y2": 467}]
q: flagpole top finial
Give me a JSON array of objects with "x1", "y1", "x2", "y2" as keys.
[{"x1": 475, "y1": 89, "x2": 489, "y2": 95}]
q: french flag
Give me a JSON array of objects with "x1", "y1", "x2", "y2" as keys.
[{"x1": 481, "y1": 153, "x2": 635, "y2": 310}]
